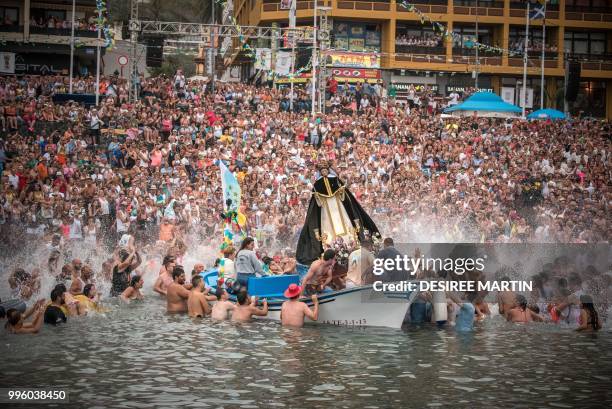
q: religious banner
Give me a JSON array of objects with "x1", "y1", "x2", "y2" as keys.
[
  {"x1": 254, "y1": 48, "x2": 272, "y2": 71},
  {"x1": 327, "y1": 52, "x2": 380, "y2": 69},
  {"x1": 274, "y1": 51, "x2": 292, "y2": 75}
]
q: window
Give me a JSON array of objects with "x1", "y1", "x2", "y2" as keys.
[
  {"x1": 0, "y1": 7, "x2": 19, "y2": 25},
  {"x1": 452, "y1": 26, "x2": 492, "y2": 48},
  {"x1": 333, "y1": 21, "x2": 381, "y2": 52},
  {"x1": 565, "y1": 31, "x2": 607, "y2": 56}
]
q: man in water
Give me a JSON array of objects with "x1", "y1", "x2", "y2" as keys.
[
  {"x1": 280, "y1": 284, "x2": 319, "y2": 327},
  {"x1": 301, "y1": 249, "x2": 336, "y2": 295},
  {"x1": 506, "y1": 295, "x2": 543, "y2": 323},
  {"x1": 211, "y1": 287, "x2": 235, "y2": 321},
  {"x1": 44, "y1": 288, "x2": 68, "y2": 325},
  {"x1": 187, "y1": 275, "x2": 214, "y2": 317},
  {"x1": 231, "y1": 289, "x2": 268, "y2": 322},
  {"x1": 166, "y1": 265, "x2": 190, "y2": 313},
  {"x1": 496, "y1": 276, "x2": 516, "y2": 316}
]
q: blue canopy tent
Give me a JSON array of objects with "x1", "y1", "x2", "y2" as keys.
[
  {"x1": 444, "y1": 91, "x2": 522, "y2": 118},
  {"x1": 527, "y1": 108, "x2": 566, "y2": 120}
]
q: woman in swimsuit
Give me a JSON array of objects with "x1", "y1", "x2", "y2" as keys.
[
  {"x1": 121, "y1": 275, "x2": 145, "y2": 303},
  {"x1": 576, "y1": 295, "x2": 602, "y2": 332}
]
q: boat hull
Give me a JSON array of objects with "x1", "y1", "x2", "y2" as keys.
[{"x1": 264, "y1": 286, "x2": 415, "y2": 329}]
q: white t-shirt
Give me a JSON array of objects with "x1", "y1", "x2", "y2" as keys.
[{"x1": 69, "y1": 219, "x2": 83, "y2": 239}]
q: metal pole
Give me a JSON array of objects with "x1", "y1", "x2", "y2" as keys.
[
  {"x1": 289, "y1": 0, "x2": 296, "y2": 111},
  {"x1": 290, "y1": 43, "x2": 295, "y2": 111},
  {"x1": 522, "y1": 2, "x2": 529, "y2": 119},
  {"x1": 211, "y1": 0, "x2": 215, "y2": 94},
  {"x1": 95, "y1": 6, "x2": 102, "y2": 106},
  {"x1": 69, "y1": 0, "x2": 75, "y2": 93},
  {"x1": 311, "y1": 2, "x2": 317, "y2": 117},
  {"x1": 540, "y1": 0, "x2": 546, "y2": 109},
  {"x1": 563, "y1": 58, "x2": 569, "y2": 115},
  {"x1": 475, "y1": 0, "x2": 479, "y2": 89}
]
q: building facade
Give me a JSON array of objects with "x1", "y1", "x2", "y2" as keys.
[
  {"x1": 234, "y1": 0, "x2": 612, "y2": 118},
  {"x1": 0, "y1": 0, "x2": 103, "y2": 77}
]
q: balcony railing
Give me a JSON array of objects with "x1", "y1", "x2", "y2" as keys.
[
  {"x1": 336, "y1": 0, "x2": 391, "y2": 12},
  {"x1": 449, "y1": 54, "x2": 502, "y2": 65},
  {"x1": 566, "y1": 53, "x2": 612, "y2": 63},
  {"x1": 452, "y1": 47, "x2": 502, "y2": 57},
  {"x1": 29, "y1": 26, "x2": 99, "y2": 38},
  {"x1": 509, "y1": 2, "x2": 560, "y2": 18},
  {"x1": 527, "y1": 50, "x2": 558, "y2": 59},
  {"x1": 261, "y1": 0, "x2": 335, "y2": 12},
  {"x1": 0, "y1": 24, "x2": 21, "y2": 33},
  {"x1": 396, "y1": 45, "x2": 446, "y2": 55},
  {"x1": 397, "y1": 1, "x2": 447, "y2": 13},
  {"x1": 565, "y1": 7, "x2": 612, "y2": 21},
  {"x1": 453, "y1": 0, "x2": 504, "y2": 8},
  {"x1": 395, "y1": 53, "x2": 447, "y2": 63}
]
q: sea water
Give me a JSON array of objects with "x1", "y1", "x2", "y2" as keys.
[{"x1": 1, "y1": 296, "x2": 611, "y2": 408}]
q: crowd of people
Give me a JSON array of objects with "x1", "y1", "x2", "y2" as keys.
[
  {"x1": 395, "y1": 34, "x2": 443, "y2": 48},
  {"x1": 29, "y1": 15, "x2": 100, "y2": 32},
  {"x1": 0, "y1": 70, "x2": 609, "y2": 334},
  {"x1": 509, "y1": 39, "x2": 559, "y2": 54}
]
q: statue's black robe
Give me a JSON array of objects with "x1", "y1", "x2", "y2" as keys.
[{"x1": 296, "y1": 175, "x2": 380, "y2": 265}]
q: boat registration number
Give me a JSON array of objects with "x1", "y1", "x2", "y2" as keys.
[{"x1": 322, "y1": 319, "x2": 367, "y2": 327}]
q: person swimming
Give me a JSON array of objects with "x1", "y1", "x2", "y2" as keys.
[
  {"x1": 187, "y1": 275, "x2": 214, "y2": 318},
  {"x1": 4, "y1": 299, "x2": 46, "y2": 334},
  {"x1": 210, "y1": 288, "x2": 235, "y2": 321},
  {"x1": 121, "y1": 275, "x2": 145, "y2": 303},
  {"x1": 231, "y1": 289, "x2": 268, "y2": 323},
  {"x1": 506, "y1": 295, "x2": 544, "y2": 323},
  {"x1": 576, "y1": 295, "x2": 602, "y2": 332}
]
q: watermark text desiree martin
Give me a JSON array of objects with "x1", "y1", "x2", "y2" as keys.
[{"x1": 373, "y1": 280, "x2": 533, "y2": 293}]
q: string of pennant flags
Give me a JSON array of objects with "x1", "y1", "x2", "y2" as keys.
[
  {"x1": 398, "y1": 1, "x2": 523, "y2": 57},
  {"x1": 95, "y1": 0, "x2": 115, "y2": 49}
]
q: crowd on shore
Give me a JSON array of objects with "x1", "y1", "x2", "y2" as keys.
[{"x1": 0, "y1": 71, "x2": 610, "y2": 334}]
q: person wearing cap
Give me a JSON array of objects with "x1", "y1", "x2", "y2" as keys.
[{"x1": 280, "y1": 283, "x2": 319, "y2": 328}]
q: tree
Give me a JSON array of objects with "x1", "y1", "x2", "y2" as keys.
[{"x1": 148, "y1": 51, "x2": 197, "y2": 78}]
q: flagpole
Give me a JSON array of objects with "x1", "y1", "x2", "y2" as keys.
[
  {"x1": 311, "y1": 2, "x2": 318, "y2": 117},
  {"x1": 69, "y1": 0, "x2": 75, "y2": 93},
  {"x1": 289, "y1": 0, "x2": 296, "y2": 112},
  {"x1": 540, "y1": 0, "x2": 546, "y2": 110},
  {"x1": 522, "y1": 2, "x2": 530, "y2": 119}
]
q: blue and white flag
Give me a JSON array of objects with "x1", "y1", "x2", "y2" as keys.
[
  {"x1": 529, "y1": 1, "x2": 546, "y2": 20},
  {"x1": 219, "y1": 160, "x2": 241, "y2": 212}
]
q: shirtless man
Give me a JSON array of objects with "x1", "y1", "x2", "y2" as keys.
[
  {"x1": 280, "y1": 284, "x2": 319, "y2": 328},
  {"x1": 231, "y1": 289, "x2": 268, "y2": 322},
  {"x1": 187, "y1": 275, "x2": 214, "y2": 317},
  {"x1": 506, "y1": 295, "x2": 543, "y2": 323},
  {"x1": 211, "y1": 287, "x2": 236, "y2": 321},
  {"x1": 496, "y1": 276, "x2": 516, "y2": 315},
  {"x1": 166, "y1": 266, "x2": 190, "y2": 313},
  {"x1": 153, "y1": 255, "x2": 176, "y2": 296},
  {"x1": 301, "y1": 249, "x2": 335, "y2": 295}
]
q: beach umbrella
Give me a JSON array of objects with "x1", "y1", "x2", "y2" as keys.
[{"x1": 527, "y1": 108, "x2": 566, "y2": 120}]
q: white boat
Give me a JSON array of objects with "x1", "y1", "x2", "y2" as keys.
[{"x1": 201, "y1": 270, "x2": 416, "y2": 329}]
